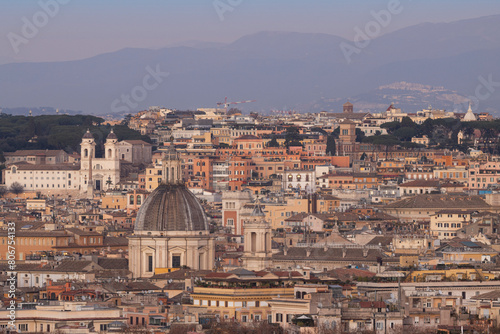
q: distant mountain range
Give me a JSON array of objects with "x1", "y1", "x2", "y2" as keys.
[{"x1": 0, "y1": 15, "x2": 499, "y2": 115}]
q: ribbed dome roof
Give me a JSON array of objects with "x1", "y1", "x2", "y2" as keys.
[{"x1": 134, "y1": 184, "x2": 208, "y2": 232}]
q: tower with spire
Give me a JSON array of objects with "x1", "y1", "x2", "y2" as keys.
[{"x1": 241, "y1": 199, "x2": 273, "y2": 271}]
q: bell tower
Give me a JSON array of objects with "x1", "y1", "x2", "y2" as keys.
[
  {"x1": 241, "y1": 202, "x2": 273, "y2": 271},
  {"x1": 103, "y1": 129, "x2": 120, "y2": 190},
  {"x1": 105, "y1": 129, "x2": 118, "y2": 160},
  {"x1": 81, "y1": 129, "x2": 96, "y2": 166}
]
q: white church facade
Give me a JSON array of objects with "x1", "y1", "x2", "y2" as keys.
[{"x1": 3, "y1": 130, "x2": 147, "y2": 197}]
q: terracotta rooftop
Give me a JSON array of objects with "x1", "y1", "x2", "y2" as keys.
[{"x1": 384, "y1": 194, "x2": 490, "y2": 209}]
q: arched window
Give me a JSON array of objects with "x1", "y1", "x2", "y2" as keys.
[
  {"x1": 130, "y1": 195, "x2": 134, "y2": 205},
  {"x1": 108, "y1": 149, "x2": 112, "y2": 158},
  {"x1": 84, "y1": 149, "x2": 88, "y2": 157},
  {"x1": 251, "y1": 232, "x2": 257, "y2": 253},
  {"x1": 137, "y1": 195, "x2": 141, "y2": 205}
]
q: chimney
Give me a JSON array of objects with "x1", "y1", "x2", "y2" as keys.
[
  {"x1": 65, "y1": 282, "x2": 71, "y2": 292},
  {"x1": 342, "y1": 247, "x2": 347, "y2": 258},
  {"x1": 306, "y1": 248, "x2": 311, "y2": 257},
  {"x1": 284, "y1": 247, "x2": 288, "y2": 256}
]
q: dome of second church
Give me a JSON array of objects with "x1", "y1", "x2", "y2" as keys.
[
  {"x1": 134, "y1": 183, "x2": 208, "y2": 232},
  {"x1": 133, "y1": 146, "x2": 208, "y2": 232}
]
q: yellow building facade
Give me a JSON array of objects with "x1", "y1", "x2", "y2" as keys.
[{"x1": 191, "y1": 286, "x2": 294, "y2": 322}]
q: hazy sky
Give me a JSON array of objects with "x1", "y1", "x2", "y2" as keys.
[{"x1": 2, "y1": 0, "x2": 500, "y2": 64}]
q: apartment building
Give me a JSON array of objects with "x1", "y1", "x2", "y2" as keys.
[
  {"x1": 469, "y1": 161, "x2": 500, "y2": 190},
  {"x1": 0, "y1": 302, "x2": 123, "y2": 333},
  {"x1": 430, "y1": 210, "x2": 473, "y2": 239}
]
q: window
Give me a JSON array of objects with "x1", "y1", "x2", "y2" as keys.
[
  {"x1": 147, "y1": 255, "x2": 153, "y2": 272},
  {"x1": 172, "y1": 255, "x2": 181, "y2": 268}
]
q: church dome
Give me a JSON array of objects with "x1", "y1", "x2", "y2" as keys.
[
  {"x1": 134, "y1": 184, "x2": 208, "y2": 232},
  {"x1": 82, "y1": 129, "x2": 94, "y2": 139},
  {"x1": 463, "y1": 103, "x2": 477, "y2": 122},
  {"x1": 106, "y1": 129, "x2": 118, "y2": 140}
]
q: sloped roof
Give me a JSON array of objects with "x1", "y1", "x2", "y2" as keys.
[
  {"x1": 366, "y1": 236, "x2": 393, "y2": 247},
  {"x1": 55, "y1": 260, "x2": 102, "y2": 272},
  {"x1": 151, "y1": 269, "x2": 211, "y2": 280},
  {"x1": 273, "y1": 247, "x2": 389, "y2": 262},
  {"x1": 104, "y1": 237, "x2": 129, "y2": 246},
  {"x1": 66, "y1": 228, "x2": 101, "y2": 236},
  {"x1": 472, "y1": 290, "x2": 500, "y2": 300},
  {"x1": 384, "y1": 194, "x2": 490, "y2": 209},
  {"x1": 121, "y1": 140, "x2": 152, "y2": 145},
  {"x1": 11, "y1": 164, "x2": 80, "y2": 171},
  {"x1": 320, "y1": 233, "x2": 353, "y2": 245},
  {"x1": 322, "y1": 268, "x2": 376, "y2": 281},
  {"x1": 97, "y1": 258, "x2": 128, "y2": 270},
  {"x1": 235, "y1": 135, "x2": 261, "y2": 140}
]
